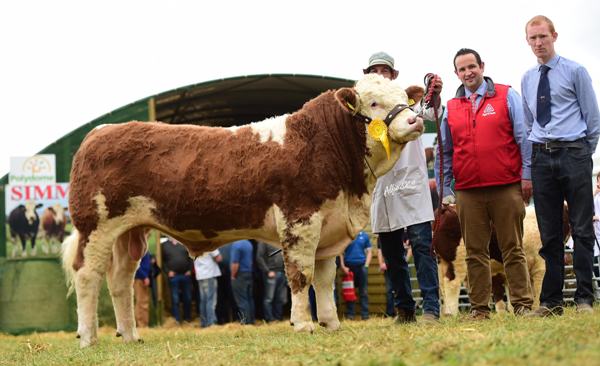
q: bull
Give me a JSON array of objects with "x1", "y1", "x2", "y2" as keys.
[
  {"x1": 62, "y1": 74, "x2": 424, "y2": 347},
  {"x1": 8, "y1": 200, "x2": 42, "y2": 257}
]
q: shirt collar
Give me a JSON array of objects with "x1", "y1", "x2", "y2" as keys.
[
  {"x1": 465, "y1": 80, "x2": 488, "y2": 98},
  {"x1": 539, "y1": 54, "x2": 560, "y2": 71}
]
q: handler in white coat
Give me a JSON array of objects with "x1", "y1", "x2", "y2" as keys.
[{"x1": 365, "y1": 52, "x2": 442, "y2": 322}]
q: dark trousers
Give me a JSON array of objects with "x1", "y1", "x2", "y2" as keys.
[
  {"x1": 532, "y1": 145, "x2": 596, "y2": 306},
  {"x1": 168, "y1": 274, "x2": 192, "y2": 322},
  {"x1": 232, "y1": 272, "x2": 255, "y2": 324},
  {"x1": 379, "y1": 222, "x2": 440, "y2": 316},
  {"x1": 383, "y1": 270, "x2": 395, "y2": 316},
  {"x1": 345, "y1": 264, "x2": 369, "y2": 319}
]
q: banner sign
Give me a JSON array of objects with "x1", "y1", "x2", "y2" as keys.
[
  {"x1": 5, "y1": 183, "x2": 69, "y2": 259},
  {"x1": 9, "y1": 155, "x2": 56, "y2": 185}
]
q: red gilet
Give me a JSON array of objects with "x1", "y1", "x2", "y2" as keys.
[{"x1": 447, "y1": 83, "x2": 521, "y2": 190}]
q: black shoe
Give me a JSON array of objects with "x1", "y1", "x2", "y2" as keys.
[
  {"x1": 395, "y1": 308, "x2": 416, "y2": 324},
  {"x1": 576, "y1": 302, "x2": 593, "y2": 314}
]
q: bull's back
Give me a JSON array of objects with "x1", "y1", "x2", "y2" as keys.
[{"x1": 69, "y1": 121, "x2": 295, "y2": 236}]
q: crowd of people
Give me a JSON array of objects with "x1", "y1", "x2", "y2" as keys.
[{"x1": 132, "y1": 15, "x2": 599, "y2": 327}]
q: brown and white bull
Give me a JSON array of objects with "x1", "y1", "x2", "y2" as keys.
[
  {"x1": 41, "y1": 204, "x2": 68, "y2": 245},
  {"x1": 61, "y1": 74, "x2": 424, "y2": 347},
  {"x1": 436, "y1": 205, "x2": 563, "y2": 315}
]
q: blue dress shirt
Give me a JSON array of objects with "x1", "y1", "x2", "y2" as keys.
[{"x1": 521, "y1": 54, "x2": 600, "y2": 158}]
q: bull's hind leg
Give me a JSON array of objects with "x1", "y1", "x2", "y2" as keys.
[
  {"x1": 106, "y1": 228, "x2": 146, "y2": 343},
  {"x1": 313, "y1": 257, "x2": 340, "y2": 330},
  {"x1": 75, "y1": 232, "x2": 115, "y2": 347},
  {"x1": 279, "y1": 215, "x2": 322, "y2": 333}
]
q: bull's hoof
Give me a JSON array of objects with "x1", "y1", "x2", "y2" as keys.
[
  {"x1": 79, "y1": 337, "x2": 97, "y2": 348},
  {"x1": 319, "y1": 319, "x2": 341, "y2": 331},
  {"x1": 137, "y1": 338, "x2": 144, "y2": 344},
  {"x1": 293, "y1": 321, "x2": 315, "y2": 333},
  {"x1": 76, "y1": 334, "x2": 80, "y2": 339},
  {"x1": 116, "y1": 332, "x2": 122, "y2": 337}
]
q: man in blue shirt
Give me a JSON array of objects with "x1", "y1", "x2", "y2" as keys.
[
  {"x1": 521, "y1": 15, "x2": 600, "y2": 316},
  {"x1": 340, "y1": 231, "x2": 372, "y2": 320},
  {"x1": 230, "y1": 239, "x2": 255, "y2": 324}
]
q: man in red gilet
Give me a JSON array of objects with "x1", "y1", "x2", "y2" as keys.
[{"x1": 435, "y1": 48, "x2": 534, "y2": 319}]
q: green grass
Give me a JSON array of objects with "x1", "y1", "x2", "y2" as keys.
[{"x1": 1, "y1": 308, "x2": 599, "y2": 366}]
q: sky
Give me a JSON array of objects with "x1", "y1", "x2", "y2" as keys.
[{"x1": 1, "y1": 0, "x2": 599, "y2": 177}]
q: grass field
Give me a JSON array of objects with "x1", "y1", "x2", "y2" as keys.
[{"x1": 1, "y1": 307, "x2": 599, "y2": 366}]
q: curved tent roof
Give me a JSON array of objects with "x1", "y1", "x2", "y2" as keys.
[{"x1": 0, "y1": 74, "x2": 355, "y2": 254}]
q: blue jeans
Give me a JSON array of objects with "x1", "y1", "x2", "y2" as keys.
[
  {"x1": 263, "y1": 271, "x2": 288, "y2": 322},
  {"x1": 232, "y1": 272, "x2": 255, "y2": 324},
  {"x1": 168, "y1": 274, "x2": 192, "y2": 322},
  {"x1": 198, "y1": 277, "x2": 218, "y2": 327},
  {"x1": 379, "y1": 221, "x2": 440, "y2": 316},
  {"x1": 345, "y1": 264, "x2": 369, "y2": 319},
  {"x1": 532, "y1": 145, "x2": 596, "y2": 306}
]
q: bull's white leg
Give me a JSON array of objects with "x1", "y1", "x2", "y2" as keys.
[
  {"x1": 529, "y1": 258, "x2": 545, "y2": 309},
  {"x1": 289, "y1": 287, "x2": 313, "y2": 332},
  {"x1": 278, "y1": 213, "x2": 322, "y2": 333},
  {"x1": 313, "y1": 257, "x2": 340, "y2": 330},
  {"x1": 439, "y1": 260, "x2": 461, "y2": 316},
  {"x1": 106, "y1": 232, "x2": 141, "y2": 343},
  {"x1": 75, "y1": 268, "x2": 103, "y2": 347},
  {"x1": 439, "y1": 241, "x2": 468, "y2": 316},
  {"x1": 75, "y1": 232, "x2": 115, "y2": 348}
]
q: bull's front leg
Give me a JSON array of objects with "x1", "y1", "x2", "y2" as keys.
[
  {"x1": 313, "y1": 257, "x2": 340, "y2": 330},
  {"x1": 279, "y1": 215, "x2": 322, "y2": 333}
]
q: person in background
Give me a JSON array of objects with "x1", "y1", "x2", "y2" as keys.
[
  {"x1": 133, "y1": 251, "x2": 152, "y2": 327},
  {"x1": 340, "y1": 230, "x2": 372, "y2": 320},
  {"x1": 256, "y1": 242, "x2": 288, "y2": 322},
  {"x1": 521, "y1": 15, "x2": 600, "y2": 317},
  {"x1": 593, "y1": 172, "x2": 600, "y2": 300},
  {"x1": 193, "y1": 249, "x2": 222, "y2": 328},
  {"x1": 376, "y1": 243, "x2": 395, "y2": 317},
  {"x1": 161, "y1": 237, "x2": 194, "y2": 324},
  {"x1": 230, "y1": 239, "x2": 255, "y2": 324}
]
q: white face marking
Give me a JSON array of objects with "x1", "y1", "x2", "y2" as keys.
[
  {"x1": 52, "y1": 203, "x2": 65, "y2": 225},
  {"x1": 354, "y1": 74, "x2": 423, "y2": 144},
  {"x1": 24, "y1": 200, "x2": 38, "y2": 224},
  {"x1": 228, "y1": 114, "x2": 288, "y2": 145}
]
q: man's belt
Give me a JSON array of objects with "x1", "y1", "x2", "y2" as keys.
[{"x1": 532, "y1": 139, "x2": 586, "y2": 151}]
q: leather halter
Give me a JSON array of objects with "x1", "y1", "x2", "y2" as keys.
[{"x1": 355, "y1": 103, "x2": 411, "y2": 126}]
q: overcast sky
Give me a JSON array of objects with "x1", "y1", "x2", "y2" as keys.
[{"x1": 1, "y1": 0, "x2": 599, "y2": 177}]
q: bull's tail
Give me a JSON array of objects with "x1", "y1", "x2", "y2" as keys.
[{"x1": 61, "y1": 229, "x2": 80, "y2": 297}]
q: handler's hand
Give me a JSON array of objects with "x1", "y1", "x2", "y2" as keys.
[
  {"x1": 432, "y1": 75, "x2": 443, "y2": 94},
  {"x1": 442, "y1": 195, "x2": 455, "y2": 206},
  {"x1": 521, "y1": 179, "x2": 533, "y2": 204}
]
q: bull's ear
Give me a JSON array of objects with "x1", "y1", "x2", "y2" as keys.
[
  {"x1": 405, "y1": 85, "x2": 425, "y2": 107},
  {"x1": 334, "y1": 87, "x2": 360, "y2": 115},
  {"x1": 36, "y1": 203, "x2": 43, "y2": 209}
]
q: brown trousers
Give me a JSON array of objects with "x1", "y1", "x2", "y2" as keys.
[
  {"x1": 456, "y1": 183, "x2": 533, "y2": 312},
  {"x1": 133, "y1": 279, "x2": 150, "y2": 327}
]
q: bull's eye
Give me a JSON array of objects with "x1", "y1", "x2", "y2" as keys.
[{"x1": 371, "y1": 102, "x2": 378, "y2": 108}]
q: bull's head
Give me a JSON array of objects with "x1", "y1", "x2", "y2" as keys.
[
  {"x1": 24, "y1": 200, "x2": 42, "y2": 225},
  {"x1": 335, "y1": 73, "x2": 424, "y2": 177}
]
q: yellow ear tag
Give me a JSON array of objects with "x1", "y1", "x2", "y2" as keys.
[
  {"x1": 408, "y1": 98, "x2": 416, "y2": 107},
  {"x1": 367, "y1": 119, "x2": 391, "y2": 159}
]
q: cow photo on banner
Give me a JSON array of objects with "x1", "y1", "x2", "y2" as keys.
[{"x1": 5, "y1": 183, "x2": 70, "y2": 259}]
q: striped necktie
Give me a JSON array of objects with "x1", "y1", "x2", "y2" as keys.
[
  {"x1": 537, "y1": 65, "x2": 551, "y2": 126},
  {"x1": 469, "y1": 93, "x2": 479, "y2": 114}
]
